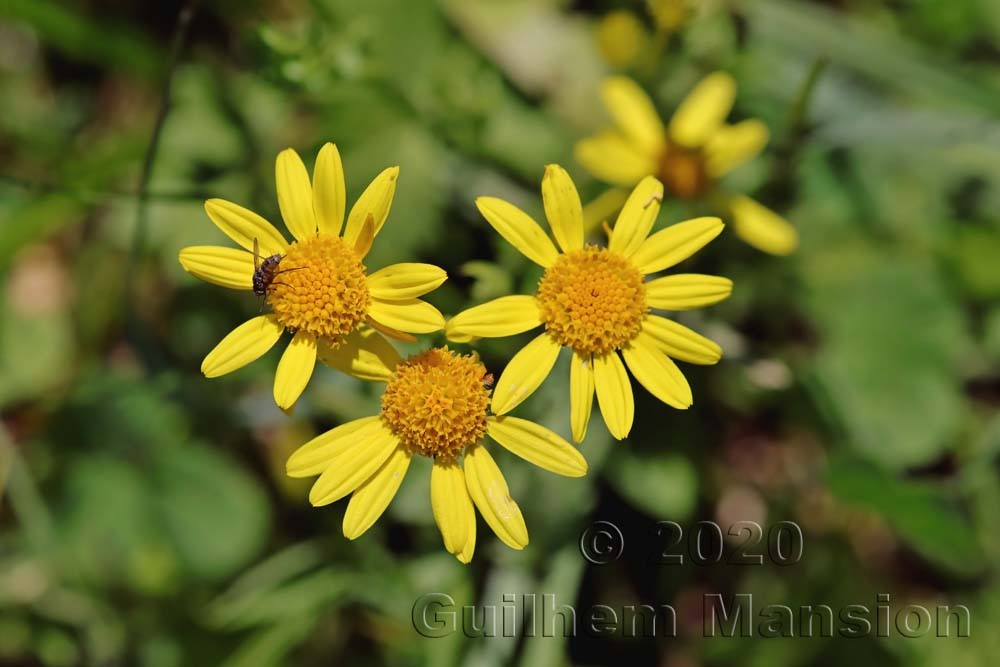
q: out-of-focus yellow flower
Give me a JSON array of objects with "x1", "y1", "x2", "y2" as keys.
[
  {"x1": 285, "y1": 347, "x2": 588, "y2": 562},
  {"x1": 647, "y1": 0, "x2": 689, "y2": 34},
  {"x1": 575, "y1": 74, "x2": 799, "y2": 255},
  {"x1": 596, "y1": 10, "x2": 648, "y2": 69},
  {"x1": 447, "y1": 167, "x2": 731, "y2": 442},
  {"x1": 178, "y1": 142, "x2": 447, "y2": 410}
]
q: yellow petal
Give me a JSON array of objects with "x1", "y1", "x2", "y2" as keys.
[
  {"x1": 445, "y1": 295, "x2": 541, "y2": 340},
  {"x1": 457, "y1": 517, "x2": 476, "y2": 563},
  {"x1": 609, "y1": 176, "x2": 664, "y2": 257},
  {"x1": 343, "y1": 444, "x2": 411, "y2": 539},
  {"x1": 273, "y1": 330, "x2": 317, "y2": 409},
  {"x1": 486, "y1": 417, "x2": 588, "y2": 477},
  {"x1": 368, "y1": 263, "x2": 448, "y2": 300},
  {"x1": 312, "y1": 142, "x2": 346, "y2": 237},
  {"x1": 491, "y1": 332, "x2": 560, "y2": 415},
  {"x1": 344, "y1": 166, "x2": 399, "y2": 245},
  {"x1": 275, "y1": 148, "x2": 317, "y2": 242},
  {"x1": 475, "y1": 197, "x2": 559, "y2": 268},
  {"x1": 582, "y1": 187, "x2": 630, "y2": 235},
  {"x1": 368, "y1": 298, "x2": 444, "y2": 334},
  {"x1": 178, "y1": 246, "x2": 254, "y2": 290},
  {"x1": 622, "y1": 337, "x2": 692, "y2": 409},
  {"x1": 317, "y1": 327, "x2": 401, "y2": 382},
  {"x1": 431, "y1": 460, "x2": 476, "y2": 559},
  {"x1": 631, "y1": 216, "x2": 723, "y2": 275},
  {"x1": 601, "y1": 76, "x2": 666, "y2": 157},
  {"x1": 203, "y1": 199, "x2": 287, "y2": 256},
  {"x1": 286, "y1": 416, "x2": 383, "y2": 478},
  {"x1": 729, "y1": 196, "x2": 798, "y2": 256},
  {"x1": 593, "y1": 351, "x2": 634, "y2": 440},
  {"x1": 640, "y1": 315, "x2": 722, "y2": 364},
  {"x1": 464, "y1": 444, "x2": 528, "y2": 549},
  {"x1": 646, "y1": 274, "x2": 733, "y2": 310},
  {"x1": 352, "y1": 214, "x2": 375, "y2": 259},
  {"x1": 574, "y1": 131, "x2": 656, "y2": 187},
  {"x1": 541, "y1": 164, "x2": 584, "y2": 253},
  {"x1": 365, "y1": 316, "x2": 417, "y2": 343},
  {"x1": 310, "y1": 425, "x2": 399, "y2": 506},
  {"x1": 705, "y1": 120, "x2": 769, "y2": 177},
  {"x1": 201, "y1": 315, "x2": 283, "y2": 378},
  {"x1": 668, "y1": 71, "x2": 737, "y2": 149},
  {"x1": 570, "y1": 351, "x2": 595, "y2": 443}
]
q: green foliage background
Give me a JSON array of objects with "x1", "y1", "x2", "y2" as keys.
[{"x1": 1, "y1": 0, "x2": 999, "y2": 665}]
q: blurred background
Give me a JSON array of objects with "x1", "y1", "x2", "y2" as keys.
[{"x1": 2, "y1": 0, "x2": 999, "y2": 665}]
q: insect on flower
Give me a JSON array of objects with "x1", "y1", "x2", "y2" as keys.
[{"x1": 251, "y1": 237, "x2": 301, "y2": 297}]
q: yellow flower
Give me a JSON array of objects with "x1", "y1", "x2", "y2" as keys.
[
  {"x1": 575, "y1": 73, "x2": 799, "y2": 255},
  {"x1": 179, "y1": 143, "x2": 447, "y2": 410},
  {"x1": 447, "y1": 167, "x2": 731, "y2": 442},
  {"x1": 285, "y1": 347, "x2": 588, "y2": 562},
  {"x1": 596, "y1": 10, "x2": 648, "y2": 69}
]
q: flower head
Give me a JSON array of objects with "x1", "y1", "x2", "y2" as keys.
[
  {"x1": 285, "y1": 347, "x2": 588, "y2": 562},
  {"x1": 447, "y1": 167, "x2": 732, "y2": 442},
  {"x1": 179, "y1": 143, "x2": 448, "y2": 409},
  {"x1": 575, "y1": 73, "x2": 798, "y2": 255}
]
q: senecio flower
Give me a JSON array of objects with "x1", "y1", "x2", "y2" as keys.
[
  {"x1": 576, "y1": 73, "x2": 798, "y2": 255},
  {"x1": 285, "y1": 347, "x2": 587, "y2": 562},
  {"x1": 447, "y1": 167, "x2": 731, "y2": 442},
  {"x1": 179, "y1": 143, "x2": 447, "y2": 409}
]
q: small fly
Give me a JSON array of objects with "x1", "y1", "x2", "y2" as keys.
[{"x1": 252, "y1": 238, "x2": 303, "y2": 298}]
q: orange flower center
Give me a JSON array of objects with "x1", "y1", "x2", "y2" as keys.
[
  {"x1": 659, "y1": 140, "x2": 710, "y2": 199},
  {"x1": 266, "y1": 235, "x2": 370, "y2": 342},
  {"x1": 381, "y1": 348, "x2": 492, "y2": 462},
  {"x1": 535, "y1": 245, "x2": 647, "y2": 355}
]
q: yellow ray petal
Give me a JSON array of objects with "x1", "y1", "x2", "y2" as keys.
[
  {"x1": 622, "y1": 337, "x2": 693, "y2": 409},
  {"x1": 640, "y1": 316, "x2": 722, "y2": 365},
  {"x1": 342, "y1": 444, "x2": 412, "y2": 539},
  {"x1": 705, "y1": 119, "x2": 769, "y2": 177},
  {"x1": 352, "y1": 214, "x2": 375, "y2": 259},
  {"x1": 486, "y1": 416, "x2": 588, "y2": 477},
  {"x1": 668, "y1": 71, "x2": 737, "y2": 149},
  {"x1": 631, "y1": 216, "x2": 723, "y2": 275},
  {"x1": 475, "y1": 197, "x2": 560, "y2": 268},
  {"x1": 317, "y1": 327, "x2": 401, "y2": 382},
  {"x1": 203, "y1": 199, "x2": 288, "y2": 256},
  {"x1": 541, "y1": 164, "x2": 584, "y2": 253},
  {"x1": 609, "y1": 176, "x2": 664, "y2": 258},
  {"x1": 201, "y1": 315, "x2": 284, "y2": 378},
  {"x1": 368, "y1": 263, "x2": 448, "y2": 300},
  {"x1": 574, "y1": 131, "x2": 656, "y2": 187},
  {"x1": 344, "y1": 166, "x2": 399, "y2": 245},
  {"x1": 464, "y1": 444, "x2": 528, "y2": 549},
  {"x1": 312, "y1": 142, "x2": 346, "y2": 237},
  {"x1": 178, "y1": 246, "x2": 254, "y2": 290},
  {"x1": 645, "y1": 274, "x2": 733, "y2": 310},
  {"x1": 593, "y1": 351, "x2": 634, "y2": 440},
  {"x1": 445, "y1": 295, "x2": 541, "y2": 340},
  {"x1": 457, "y1": 515, "x2": 476, "y2": 564},
  {"x1": 273, "y1": 329, "x2": 317, "y2": 409},
  {"x1": 368, "y1": 297, "x2": 444, "y2": 334},
  {"x1": 570, "y1": 351, "x2": 595, "y2": 443},
  {"x1": 601, "y1": 76, "x2": 666, "y2": 157},
  {"x1": 582, "y1": 187, "x2": 630, "y2": 235},
  {"x1": 275, "y1": 148, "x2": 318, "y2": 242},
  {"x1": 309, "y1": 425, "x2": 399, "y2": 506},
  {"x1": 431, "y1": 460, "x2": 476, "y2": 560},
  {"x1": 491, "y1": 332, "x2": 561, "y2": 415},
  {"x1": 286, "y1": 416, "x2": 383, "y2": 478},
  {"x1": 729, "y1": 196, "x2": 799, "y2": 256},
  {"x1": 365, "y1": 316, "x2": 417, "y2": 343}
]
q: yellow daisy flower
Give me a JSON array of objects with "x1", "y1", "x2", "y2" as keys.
[
  {"x1": 179, "y1": 143, "x2": 447, "y2": 410},
  {"x1": 285, "y1": 347, "x2": 588, "y2": 562},
  {"x1": 446, "y1": 167, "x2": 731, "y2": 442},
  {"x1": 575, "y1": 73, "x2": 799, "y2": 255}
]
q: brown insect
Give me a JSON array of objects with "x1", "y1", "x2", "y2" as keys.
[{"x1": 252, "y1": 238, "x2": 302, "y2": 297}]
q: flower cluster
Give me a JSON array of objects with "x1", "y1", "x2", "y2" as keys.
[{"x1": 179, "y1": 73, "x2": 788, "y2": 561}]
